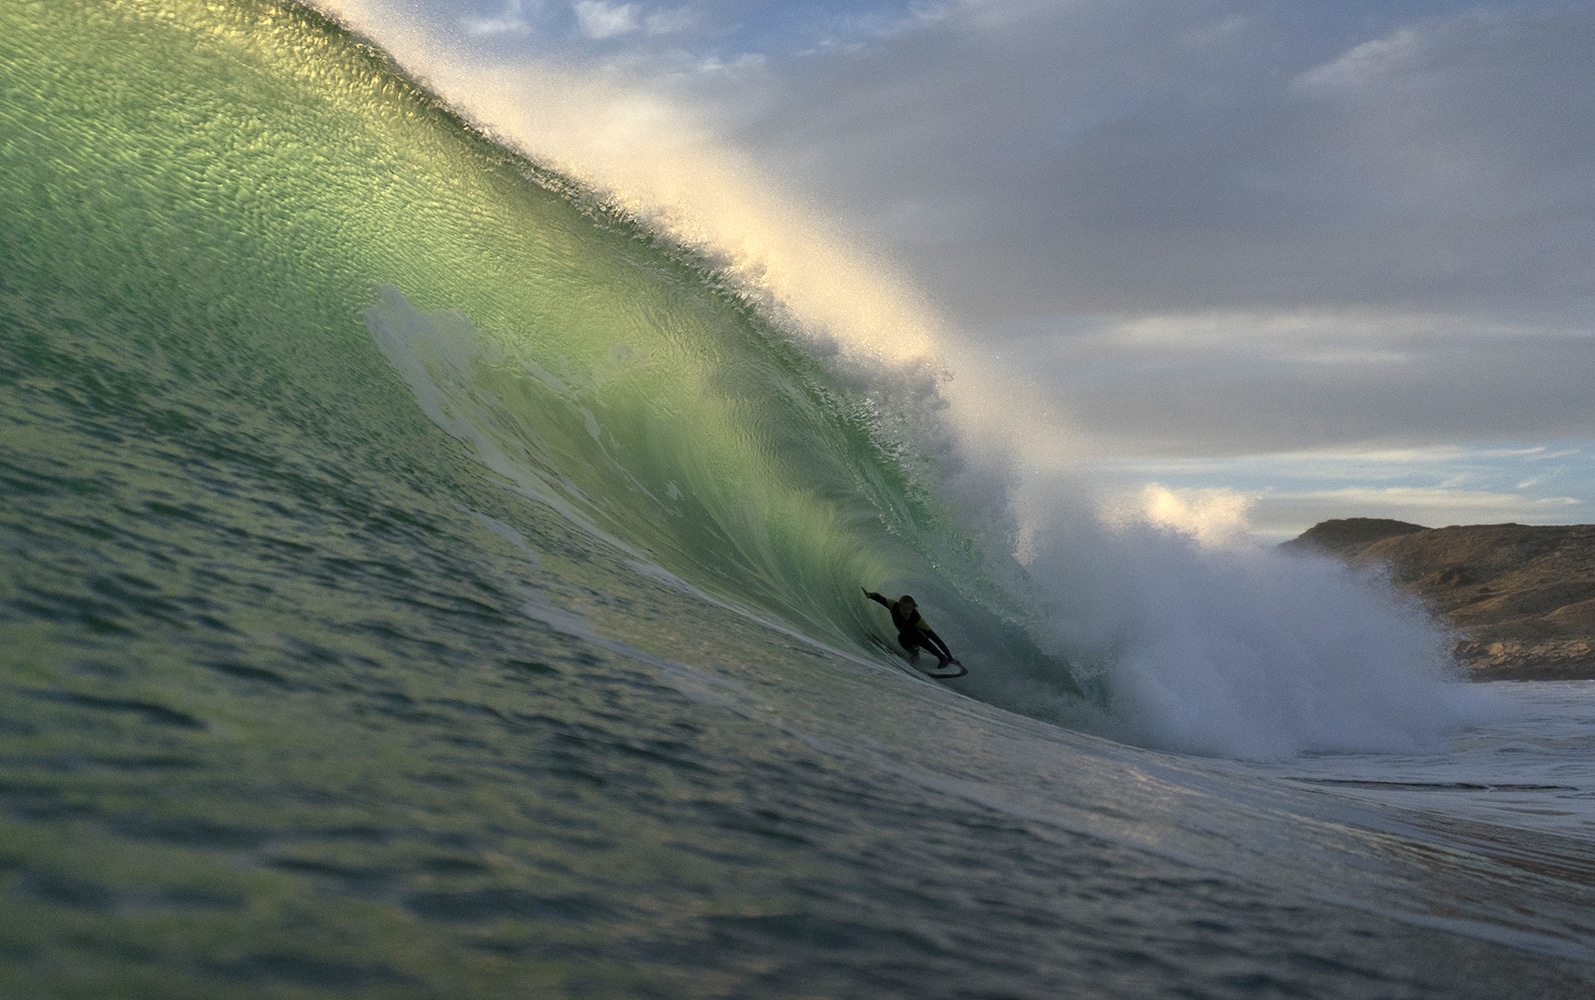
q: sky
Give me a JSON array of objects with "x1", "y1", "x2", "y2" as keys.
[{"x1": 319, "y1": 0, "x2": 1595, "y2": 541}]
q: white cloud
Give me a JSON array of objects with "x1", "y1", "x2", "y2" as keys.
[
  {"x1": 574, "y1": 0, "x2": 640, "y2": 39},
  {"x1": 643, "y1": 6, "x2": 695, "y2": 35},
  {"x1": 464, "y1": 0, "x2": 534, "y2": 36},
  {"x1": 1291, "y1": 28, "x2": 1421, "y2": 91},
  {"x1": 1091, "y1": 442, "x2": 1593, "y2": 539}
]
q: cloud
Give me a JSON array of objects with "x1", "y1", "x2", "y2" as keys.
[
  {"x1": 1092, "y1": 442, "x2": 1594, "y2": 538},
  {"x1": 643, "y1": 6, "x2": 695, "y2": 35},
  {"x1": 644, "y1": 2, "x2": 1595, "y2": 485},
  {"x1": 679, "y1": 2, "x2": 1594, "y2": 318},
  {"x1": 1030, "y1": 313, "x2": 1595, "y2": 457},
  {"x1": 569, "y1": 0, "x2": 691, "y2": 41},
  {"x1": 574, "y1": 0, "x2": 640, "y2": 39},
  {"x1": 463, "y1": 0, "x2": 534, "y2": 36},
  {"x1": 1291, "y1": 27, "x2": 1423, "y2": 91}
]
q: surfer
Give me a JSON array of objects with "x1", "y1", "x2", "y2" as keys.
[{"x1": 862, "y1": 589, "x2": 962, "y2": 672}]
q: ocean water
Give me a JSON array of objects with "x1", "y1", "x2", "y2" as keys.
[{"x1": 2, "y1": 2, "x2": 1593, "y2": 997}]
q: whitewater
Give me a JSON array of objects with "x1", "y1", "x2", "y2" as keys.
[{"x1": 1, "y1": 2, "x2": 1592, "y2": 997}]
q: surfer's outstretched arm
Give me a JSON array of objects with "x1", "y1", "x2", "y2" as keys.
[{"x1": 862, "y1": 588, "x2": 890, "y2": 608}]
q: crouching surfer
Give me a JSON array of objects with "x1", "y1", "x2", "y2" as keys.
[{"x1": 862, "y1": 589, "x2": 963, "y2": 673}]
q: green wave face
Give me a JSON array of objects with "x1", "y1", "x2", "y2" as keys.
[
  {"x1": 2, "y1": 0, "x2": 980, "y2": 639},
  {"x1": 3, "y1": 3, "x2": 1084, "y2": 990},
  {"x1": 2, "y1": 0, "x2": 1083, "y2": 674}
]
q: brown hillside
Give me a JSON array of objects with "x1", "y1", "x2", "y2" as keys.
[
  {"x1": 1280, "y1": 518, "x2": 1427, "y2": 557},
  {"x1": 1287, "y1": 521, "x2": 1595, "y2": 680}
]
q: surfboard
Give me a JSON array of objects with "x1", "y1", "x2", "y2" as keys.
[{"x1": 868, "y1": 634, "x2": 967, "y2": 680}]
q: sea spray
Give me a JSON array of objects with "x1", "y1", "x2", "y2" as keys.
[{"x1": 1001, "y1": 481, "x2": 1506, "y2": 758}]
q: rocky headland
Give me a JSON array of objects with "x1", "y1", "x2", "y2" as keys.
[{"x1": 1284, "y1": 518, "x2": 1595, "y2": 681}]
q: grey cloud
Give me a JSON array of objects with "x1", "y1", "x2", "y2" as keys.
[
  {"x1": 653, "y1": 1, "x2": 1595, "y2": 466},
  {"x1": 1041, "y1": 328, "x2": 1595, "y2": 456},
  {"x1": 675, "y1": 3, "x2": 1595, "y2": 323}
]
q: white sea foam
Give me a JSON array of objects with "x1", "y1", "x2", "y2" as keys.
[{"x1": 1000, "y1": 478, "x2": 1507, "y2": 759}]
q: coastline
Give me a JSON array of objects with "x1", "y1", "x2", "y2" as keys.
[{"x1": 1284, "y1": 519, "x2": 1595, "y2": 681}]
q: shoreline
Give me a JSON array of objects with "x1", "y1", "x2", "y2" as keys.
[{"x1": 1284, "y1": 519, "x2": 1595, "y2": 682}]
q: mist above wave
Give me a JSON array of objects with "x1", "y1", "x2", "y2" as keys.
[{"x1": 996, "y1": 482, "x2": 1506, "y2": 759}]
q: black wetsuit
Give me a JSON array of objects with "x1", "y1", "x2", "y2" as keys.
[{"x1": 863, "y1": 591, "x2": 956, "y2": 665}]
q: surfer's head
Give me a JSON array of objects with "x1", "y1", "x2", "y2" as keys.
[{"x1": 899, "y1": 595, "x2": 915, "y2": 610}]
